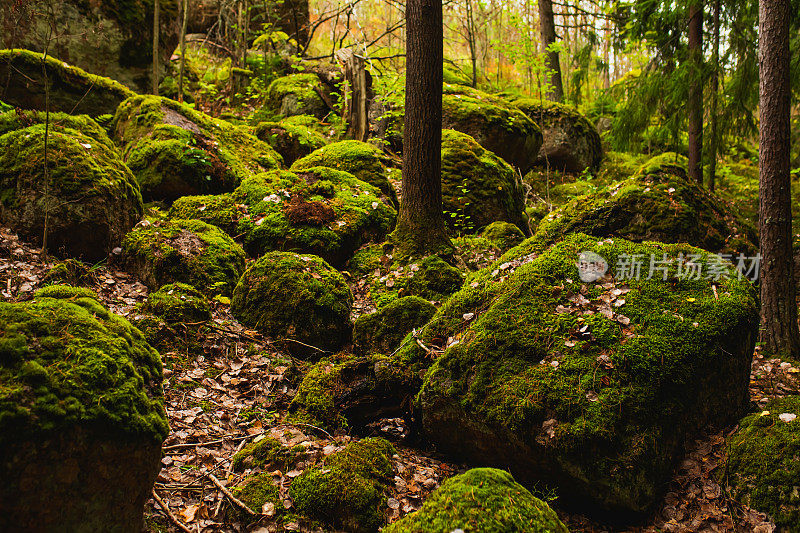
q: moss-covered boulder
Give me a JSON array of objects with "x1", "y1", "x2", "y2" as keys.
[
  {"x1": 726, "y1": 396, "x2": 800, "y2": 531},
  {"x1": 291, "y1": 140, "x2": 398, "y2": 208},
  {"x1": 111, "y1": 95, "x2": 282, "y2": 202},
  {"x1": 254, "y1": 118, "x2": 327, "y2": 165},
  {"x1": 231, "y1": 252, "x2": 353, "y2": 354},
  {"x1": 178, "y1": 167, "x2": 395, "y2": 267},
  {"x1": 0, "y1": 49, "x2": 136, "y2": 116},
  {"x1": 232, "y1": 436, "x2": 307, "y2": 473},
  {"x1": 533, "y1": 153, "x2": 758, "y2": 257},
  {"x1": 0, "y1": 288, "x2": 168, "y2": 532},
  {"x1": 0, "y1": 110, "x2": 117, "y2": 152},
  {"x1": 393, "y1": 233, "x2": 759, "y2": 517},
  {"x1": 512, "y1": 98, "x2": 603, "y2": 173},
  {"x1": 289, "y1": 438, "x2": 396, "y2": 533},
  {"x1": 122, "y1": 219, "x2": 246, "y2": 296},
  {"x1": 0, "y1": 124, "x2": 143, "y2": 261},
  {"x1": 384, "y1": 468, "x2": 568, "y2": 533},
  {"x1": 442, "y1": 85, "x2": 543, "y2": 173},
  {"x1": 265, "y1": 73, "x2": 331, "y2": 120},
  {"x1": 140, "y1": 282, "x2": 211, "y2": 323},
  {"x1": 441, "y1": 130, "x2": 528, "y2": 235},
  {"x1": 353, "y1": 296, "x2": 437, "y2": 356},
  {"x1": 481, "y1": 221, "x2": 526, "y2": 251}
]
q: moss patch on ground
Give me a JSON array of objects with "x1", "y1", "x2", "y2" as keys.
[
  {"x1": 231, "y1": 436, "x2": 307, "y2": 473},
  {"x1": 140, "y1": 283, "x2": 211, "y2": 324},
  {"x1": 353, "y1": 296, "x2": 437, "y2": 356}
]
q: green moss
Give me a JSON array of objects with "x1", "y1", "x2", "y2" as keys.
[
  {"x1": 726, "y1": 396, "x2": 800, "y2": 531},
  {"x1": 396, "y1": 233, "x2": 758, "y2": 515},
  {"x1": 253, "y1": 119, "x2": 327, "y2": 166},
  {"x1": 231, "y1": 251, "x2": 353, "y2": 353},
  {"x1": 111, "y1": 95, "x2": 283, "y2": 202},
  {"x1": 232, "y1": 436, "x2": 307, "y2": 472},
  {"x1": 384, "y1": 468, "x2": 568, "y2": 533},
  {"x1": 122, "y1": 218, "x2": 246, "y2": 296},
  {"x1": 289, "y1": 438, "x2": 396, "y2": 533},
  {"x1": 33, "y1": 284, "x2": 98, "y2": 301},
  {"x1": 0, "y1": 100, "x2": 11, "y2": 114},
  {"x1": 140, "y1": 283, "x2": 211, "y2": 323},
  {"x1": 265, "y1": 73, "x2": 328, "y2": 119},
  {"x1": 354, "y1": 296, "x2": 437, "y2": 356},
  {"x1": 228, "y1": 167, "x2": 396, "y2": 267},
  {"x1": 291, "y1": 141, "x2": 398, "y2": 207},
  {"x1": 0, "y1": 292, "x2": 168, "y2": 445},
  {"x1": 0, "y1": 110, "x2": 116, "y2": 152},
  {"x1": 441, "y1": 130, "x2": 529, "y2": 235},
  {"x1": 167, "y1": 193, "x2": 240, "y2": 235},
  {"x1": 231, "y1": 473, "x2": 281, "y2": 521},
  {"x1": 43, "y1": 259, "x2": 97, "y2": 287},
  {"x1": 481, "y1": 221, "x2": 526, "y2": 251}
]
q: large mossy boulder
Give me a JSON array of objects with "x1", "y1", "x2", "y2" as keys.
[
  {"x1": 384, "y1": 468, "x2": 568, "y2": 533},
  {"x1": 481, "y1": 221, "x2": 526, "y2": 251},
  {"x1": 533, "y1": 153, "x2": 758, "y2": 256},
  {"x1": 353, "y1": 296, "x2": 436, "y2": 356},
  {"x1": 289, "y1": 438, "x2": 396, "y2": 533},
  {"x1": 291, "y1": 140, "x2": 398, "y2": 207},
  {"x1": 140, "y1": 282, "x2": 212, "y2": 324},
  {"x1": 441, "y1": 129, "x2": 529, "y2": 235},
  {"x1": 395, "y1": 233, "x2": 758, "y2": 518},
  {"x1": 512, "y1": 98, "x2": 603, "y2": 173},
  {"x1": 254, "y1": 118, "x2": 327, "y2": 166},
  {"x1": 0, "y1": 288, "x2": 168, "y2": 532},
  {"x1": 173, "y1": 167, "x2": 396, "y2": 267},
  {"x1": 231, "y1": 251, "x2": 353, "y2": 354},
  {"x1": 111, "y1": 95, "x2": 283, "y2": 202},
  {"x1": 726, "y1": 396, "x2": 800, "y2": 531},
  {"x1": 0, "y1": 110, "x2": 116, "y2": 151},
  {"x1": 0, "y1": 124, "x2": 143, "y2": 261},
  {"x1": 122, "y1": 218, "x2": 246, "y2": 296},
  {"x1": 9, "y1": 0, "x2": 179, "y2": 94},
  {"x1": 442, "y1": 84, "x2": 543, "y2": 173},
  {"x1": 265, "y1": 73, "x2": 331, "y2": 120},
  {"x1": 0, "y1": 49, "x2": 136, "y2": 116}
]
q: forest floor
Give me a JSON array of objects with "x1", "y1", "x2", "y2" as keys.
[{"x1": 1, "y1": 224, "x2": 798, "y2": 533}]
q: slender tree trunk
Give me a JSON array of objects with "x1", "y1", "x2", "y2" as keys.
[
  {"x1": 758, "y1": 0, "x2": 799, "y2": 355},
  {"x1": 687, "y1": 0, "x2": 703, "y2": 184},
  {"x1": 539, "y1": 0, "x2": 564, "y2": 102},
  {"x1": 465, "y1": 0, "x2": 478, "y2": 88},
  {"x1": 392, "y1": 0, "x2": 452, "y2": 259},
  {"x1": 152, "y1": 0, "x2": 160, "y2": 95},
  {"x1": 708, "y1": 0, "x2": 720, "y2": 191},
  {"x1": 178, "y1": 0, "x2": 189, "y2": 102}
]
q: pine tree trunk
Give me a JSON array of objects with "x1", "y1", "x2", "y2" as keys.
[
  {"x1": 178, "y1": 0, "x2": 189, "y2": 103},
  {"x1": 758, "y1": 0, "x2": 800, "y2": 355},
  {"x1": 392, "y1": 0, "x2": 452, "y2": 259},
  {"x1": 152, "y1": 0, "x2": 160, "y2": 95},
  {"x1": 687, "y1": 0, "x2": 703, "y2": 184},
  {"x1": 708, "y1": 0, "x2": 720, "y2": 191},
  {"x1": 539, "y1": 0, "x2": 563, "y2": 102}
]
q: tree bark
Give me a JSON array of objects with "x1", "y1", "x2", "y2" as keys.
[
  {"x1": 465, "y1": 0, "x2": 478, "y2": 88},
  {"x1": 708, "y1": 0, "x2": 720, "y2": 191},
  {"x1": 687, "y1": 0, "x2": 703, "y2": 184},
  {"x1": 539, "y1": 0, "x2": 564, "y2": 102},
  {"x1": 152, "y1": 0, "x2": 160, "y2": 95},
  {"x1": 178, "y1": 0, "x2": 189, "y2": 102},
  {"x1": 392, "y1": 0, "x2": 452, "y2": 259},
  {"x1": 758, "y1": 0, "x2": 799, "y2": 356}
]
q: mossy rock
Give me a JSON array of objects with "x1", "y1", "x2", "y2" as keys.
[
  {"x1": 231, "y1": 473, "x2": 281, "y2": 521},
  {"x1": 231, "y1": 436, "x2": 307, "y2": 473},
  {"x1": 481, "y1": 221, "x2": 527, "y2": 251},
  {"x1": 0, "y1": 110, "x2": 117, "y2": 152},
  {"x1": 0, "y1": 124, "x2": 143, "y2": 261},
  {"x1": 231, "y1": 251, "x2": 353, "y2": 354},
  {"x1": 0, "y1": 100, "x2": 12, "y2": 113},
  {"x1": 353, "y1": 296, "x2": 437, "y2": 356},
  {"x1": 289, "y1": 438, "x2": 396, "y2": 533},
  {"x1": 122, "y1": 218, "x2": 246, "y2": 296},
  {"x1": 726, "y1": 396, "x2": 800, "y2": 532},
  {"x1": 167, "y1": 193, "x2": 242, "y2": 235},
  {"x1": 441, "y1": 130, "x2": 529, "y2": 235},
  {"x1": 33, "y1": 284, "x2": 99, "y2": 301},
  {"x1": 0, "y1": 289, "x2": 168, "y2": 531},
  {"x1": 384, "y1": 468, "x2": 568, "y2": 533},
  {"x1": 254, "y1": 118, "x2": 327, "y2": 166},
  {"x1": 512, "y1": 98, "x2": 603, "y2": 173},
  {"x1": 140, "y1": 283, "x2": 211, "y2": 323},
  {"x1": 0, "y1": 49, "x2": 136, "y2": 116},
  {"x1": 386, "y1": 233, "x2": 759, "y2": 518},
  {"x1": 42, "y1": 259, "x2": 97, "y2": 287},
  {"x1": 291, "y1": 140, "x2": 398, "y2": 208},
  {"x1": 533, "y1": 153, "x2": 758, "y2": 257},
  {"x1": 217, "y1": 166, "x2": 395, "y2": 267},
  {"x1": 442, "y1": 84, "x2": 543, "y2": 173},
  {"x1": 265, "y1": 73, "x2": 330, "y2": 120},
  {"x1": 595, "y1": 151, "x2": 649, "y2": 184},
  {"x1": 111, "y1": 95, "x2": 283, "y2": 202}
]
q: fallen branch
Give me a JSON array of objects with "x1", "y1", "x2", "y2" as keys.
[
  {"x1": 151, "y1": 489, "x2": 193, "y2": 533},
  {"x1": 213, "y1": 437, "x2": 251, "y2": 517},
  {"x1": 208, "y1": 473, "x2": 259, "y2": 516}
]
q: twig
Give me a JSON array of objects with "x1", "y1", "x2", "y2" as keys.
[
  {"x1": 208, "y1": 473, "x2": 259, "y2": 516},
  {"x1": 213, "y1": 436, "x2": 250, "y2": 516},
  {"x1": 151, "y1": 489, "x2": 193, "y2": 533}
]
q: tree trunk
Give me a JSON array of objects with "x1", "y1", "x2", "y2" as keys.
[
  {"x1": 708, "y1": 0, "x2": 720, "y2": 191},
  {"x1": 152, "y1": 0, "x2": 160, "y2": 95},
  {"x1": 687, "y1": 0, "x2": 703, "y2": 184},
  {"x1": 465, "y1": 0, "x2": 478, "y2": 88},
  {"x1": 392, "y1": 0, "x2": 452, "y2": 259},
  {"x1": 178, "y1": 0, "x2": 189, "y2": 102},
  {"x1": 759, "y1": 0, "x2": 799, "y2": 356},
  {"x1": 539, "y1": 0, "x2": 564, "y2": 102},
  {"x1": 336, "y1": 48, "x2": 371, "y2": 142}
]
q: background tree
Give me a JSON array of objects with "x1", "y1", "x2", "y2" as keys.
[
  {"x1": 758, "y1": 0, "x2": 800, "y2": 355},
  {"x1": 539, "y1": 0, "x2": 564, "y2": 102},
  {"x1": 687, "y1": 0, "x2": 703, "y2": 184},
  {"x1": 152, "y1": 0, "x2": 160, "y2": 95}
]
